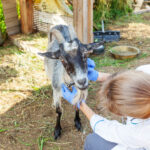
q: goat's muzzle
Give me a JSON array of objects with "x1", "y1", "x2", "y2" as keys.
[
  {"x1": 76, "y1": 78, "x2": 88, "y2": 90},
  {"x1": 78, "y1": 85, "x2": 88, "y2": 90}
]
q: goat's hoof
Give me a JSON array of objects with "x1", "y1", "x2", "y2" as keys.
[
  {"x1": 75, "y1": 120, "x2": 82, "y2": 131},
  {"x1": 54, "y1": 127, "x2": 62, "y2": 140}
]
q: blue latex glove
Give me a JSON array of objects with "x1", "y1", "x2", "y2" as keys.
[
  {"x1": 61, "y1": 84, "x2": 77, "y2": 104},
  {"x1": 87, "y1": 58, "x2": 99, "y2": 81},
  {"x1": 87, "y1": 58, "x2": 95, "y2": 68},
  {"x1": 88, "y1": 67, "x2": 98, "y2": 81},
  {"x1": 61, "y1": 84, "x2": 85, "y2": 109}
]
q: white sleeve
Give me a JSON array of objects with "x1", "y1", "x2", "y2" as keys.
[
  {"x1": 136, "y1": 64, "x2": 150, "y2": 75},
  {"x1": 90, "y1": 114, "x2": 145, "y2": 148}
]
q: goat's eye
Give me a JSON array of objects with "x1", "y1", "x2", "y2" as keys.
[
  {"x1": 66, "y1": 65, "x2": 75, "y2": 75},
  {"x1": 63, "y1": 62, "x2": 75, "y2": 75}
]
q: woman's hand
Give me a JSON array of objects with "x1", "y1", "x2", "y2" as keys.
[
  {"x1": 61, "y1": 84, "x2": 77, "y2": 104},
  {"x1": 61, "y1": 84, "x2": 85, "y2": 108},
  {"x1": 87, "y1": 58, "x2": 95, "y2": 68}
]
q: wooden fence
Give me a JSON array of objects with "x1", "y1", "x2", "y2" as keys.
[{"x1": 1, "y1": 0, "x2": 94, "y2": 43}]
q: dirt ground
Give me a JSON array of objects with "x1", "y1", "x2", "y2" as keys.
[{"x1": 0, "y1": 13, "x2": 150, "y2": 150}]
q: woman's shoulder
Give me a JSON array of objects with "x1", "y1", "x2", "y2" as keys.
[{"x1": 136, "y1": 64, "x2": 150, "y2": 75}]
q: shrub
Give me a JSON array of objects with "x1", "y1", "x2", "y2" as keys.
[
  {"x1": 16, "y1": 0, "x2": 20, "y2": 19},
  {"x1": 0, "y1": 0, "x2": 6, "y2": 33},
  {"x1": 93, "y1": 0, "x2": 133, "y2": 30}
]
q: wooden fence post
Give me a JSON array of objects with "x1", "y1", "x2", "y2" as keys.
[
  {"x1": 20, "y1": 0, "x2": 33, "y2": 34},
  {"x1": 73, "y1": 0, "x2": 94, "y2": 44}
]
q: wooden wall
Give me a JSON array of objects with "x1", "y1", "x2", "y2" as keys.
[{"x1": 2, "y1": 0, "x2": 20, "y2": 35}]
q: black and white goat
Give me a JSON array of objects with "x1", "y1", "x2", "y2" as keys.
[{"x1": 39, "y1": 25, "x2": 103, "y2": 139}]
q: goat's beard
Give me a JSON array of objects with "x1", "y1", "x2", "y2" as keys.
[{"x1": 72, "y1": 88, "x2": 88, "y2": 105}]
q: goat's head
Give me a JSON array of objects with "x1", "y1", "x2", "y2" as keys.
[{"x1": 39, "y1": 25, "x2": 103, "y2": 90}]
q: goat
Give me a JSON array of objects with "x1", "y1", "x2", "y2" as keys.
[{"x1": 39, "y1": 25, "x2": 103, "y2": 139}]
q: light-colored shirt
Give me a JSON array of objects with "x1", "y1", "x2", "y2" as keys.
[{"x1": 90, "y1": 65, "x2": 150, "y2": 150}]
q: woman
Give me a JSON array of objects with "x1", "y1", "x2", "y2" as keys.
[{"x1": 61, "y1": 59, "x2": 150, "y2": 150}]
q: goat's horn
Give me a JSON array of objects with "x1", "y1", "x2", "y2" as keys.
[{"x1": 50, "y1": 28, "x2": 65, "y2": 43}]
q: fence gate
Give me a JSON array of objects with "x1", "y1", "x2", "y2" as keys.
[{"x1": 2, "y1": 0, "x2": 20, "y2": 35}]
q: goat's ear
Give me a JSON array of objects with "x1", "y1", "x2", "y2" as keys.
[
  {"x1": 38, "y1": 50, "x2": 61, "y2": 59},
  {"x1": 85, "y1": 42, "x2": 104, "y2": 52}
]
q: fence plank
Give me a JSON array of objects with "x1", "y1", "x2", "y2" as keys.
[
  {"x1": 7, "y1": 26, "x2": 20, "y2": 35},
  {"x1": 2, "y1": 0, "x2": 20, "y2": 35},
  {"x1": 2, "y1": 1, "x2": 16, "y2": 9},
  {"x1": 6, "y1": 20, "x2": 20, "y2": 29},
  {"x1": 3, "y1": 11, "x2": 18, "y2": 20}
]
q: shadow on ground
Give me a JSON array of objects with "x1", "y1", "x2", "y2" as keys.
[
  {"x1": 0, "y1": 84, "x2": 93, "y2": 150},
  {"x1": 0, "y1": 66, "x2": 18, "y2": 85}
]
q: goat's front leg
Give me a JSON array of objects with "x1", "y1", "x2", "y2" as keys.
[
  {"x1": 74, "y1": 109, "x2": 82, "y2": 131},
  {"x1": 54, "y1": 105, "x2": 62, "y2": 139}
]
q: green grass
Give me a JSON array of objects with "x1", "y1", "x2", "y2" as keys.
[
  {"x1": 106, "y1": 12, "x2": 150, "y2": 29},
  {"x1": 17, "y1": 138, "x2": 33, "y2": 146},
  {"x1": 91, "y1": 52, "x2": 148, "y2": 69},
  {"x1": 38, "y1": 127, "x2": 55, "y2": 150},
  {"x1": 38, "y1": 136, "x2": 51, "y2": 150},
  {"x1": 20, "y1": 32, "x2": 47, "y2": 41},
  {"x1": 32, "y1": 85, "x2": 52, "y2": 100},
  {"x1": 51, "y1": 146, "x2": 60, "y2": 150},
  {"x1": 112, "y1": 14, "x2": 144, "y2": 25},
  {"x1": 0, "y1": 129, "x2": 8, "y2": 132},
  {"x1": 14, "y1": 121, "x2": 19, "y2": 127},
  {"x1": 0, "y1": 43, "x2": 48, "y2": 113},
  {"x1": 17, "y1": 32, "x2": 48, "y2": 51},
  {"x1": 38, "y1": 136, "x2": 45, "y2": 150},
  {"x1": 0, "y1": 45, "x2": 24, "y2": 57}
]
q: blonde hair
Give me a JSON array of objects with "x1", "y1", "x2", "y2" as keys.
[{"x1": 100, "y1": 70, "x2": 150, "y2": 119}]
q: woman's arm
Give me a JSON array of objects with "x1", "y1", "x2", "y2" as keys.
[
  {"x1": 79, "y1": 102, "x2": 95, "y2": 121},
  {"x1": 79, "y1": 101, "x2": 147, "y2": 148},
  {"x1": 97, "y1": 72, "x2": 111, "y2": 82}
]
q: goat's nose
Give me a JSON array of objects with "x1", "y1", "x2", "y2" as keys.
[{"x1": 77, "y1": 78, "x2": 86, "y2": 85}]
